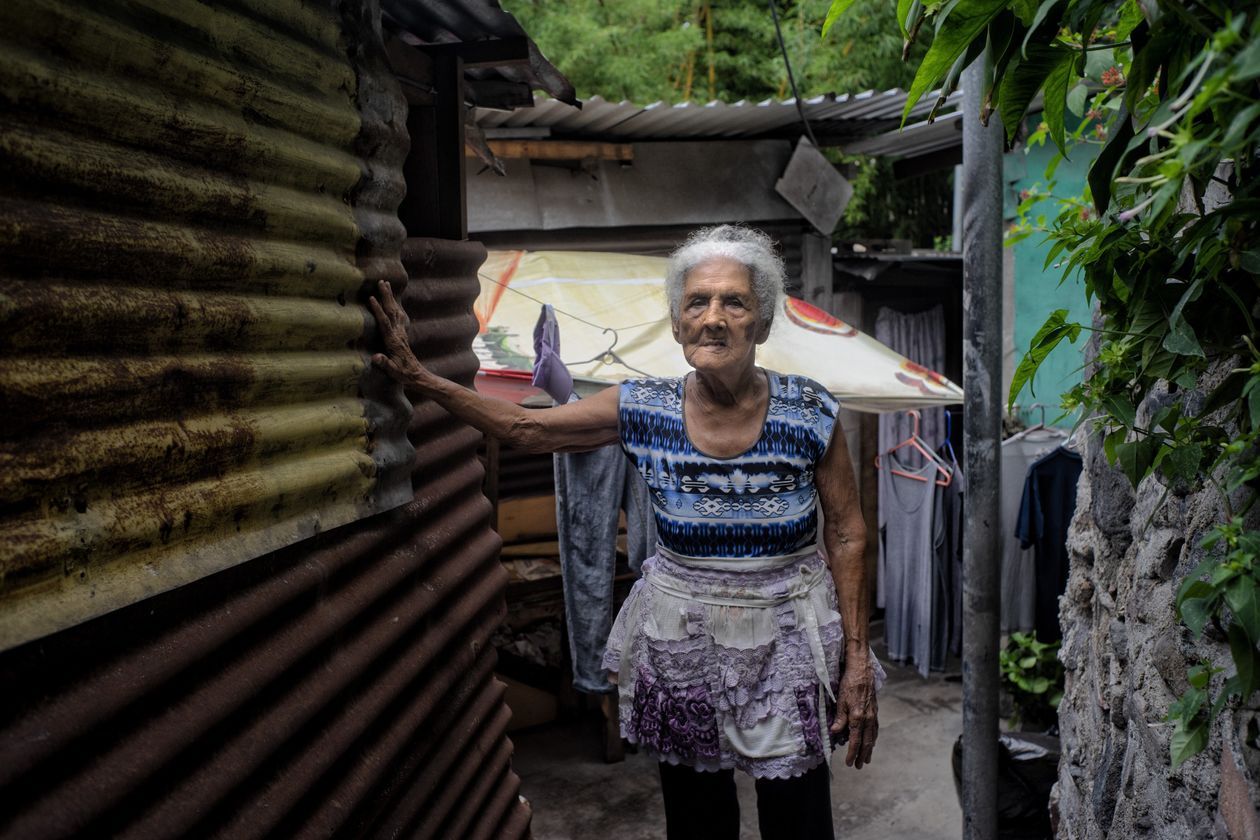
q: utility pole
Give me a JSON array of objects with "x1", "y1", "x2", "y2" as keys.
[{"x1": 960, "y1": 56, "x2": 1004, "y2": 840}]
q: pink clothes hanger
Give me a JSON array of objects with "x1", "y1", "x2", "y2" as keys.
[{"x1": 875, "y1": 410, "x2": 952, "y2": 487}]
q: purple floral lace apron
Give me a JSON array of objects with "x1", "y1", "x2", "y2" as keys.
[{"x1": 602, "y1": 545, "x2": 886, "y2": 779}]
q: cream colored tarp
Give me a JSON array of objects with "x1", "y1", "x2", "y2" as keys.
[{"x1": 474, "y1": 250, "x2": 963, "y2": 413}]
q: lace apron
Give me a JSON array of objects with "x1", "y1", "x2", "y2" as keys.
[{"x1": 602, "y1": 545, "x2": 886, "y2": 779}]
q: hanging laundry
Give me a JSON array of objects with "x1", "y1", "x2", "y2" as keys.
[
  {"x1": 875, "y1": 305, "x2": 947, "y2": 613},
  {"x1": 936, "y1": 441, "x2": 965, "y2": 662},
  {"x1": 530, "y1": 304, "x2": 658, "y2": 694},
  {"x1": 554, "y1": 447, "x2": 657, "y2": 694},
  {"x1": 876, "y1": 409, "x2": 952, "y2": 678},
  {"x1": 878, "y1": 457, "x2": 944, "y2": 677},
  {"x1": 1016, "y1": 445, "x2": 1083, "y2": 643},
  {"x1": 999, "y1": 428, "x2": 1065, "y2": 633},
  {"x1": 532, "y1": 302, "x2": 574, "y2": 403}
]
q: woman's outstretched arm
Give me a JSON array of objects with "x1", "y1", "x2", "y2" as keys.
[{"x1": 369, "y1": 280, "x2": 620, "y2": 453}]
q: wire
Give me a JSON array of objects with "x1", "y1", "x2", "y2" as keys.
[
  {"x1": 476, "y1": 269, "x2": 665, "y2": 333},
  {"x1": 477, "y1": 269, "x2": 661, "y2": 378},
  {"x1": 768, "y1": 0, "x2": 819, "y2": 148}
]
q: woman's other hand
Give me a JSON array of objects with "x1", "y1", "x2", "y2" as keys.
[
  {"x1": 832, "y1": 653, "x2": 879, "y2": 769},
  {"x1": 368, "y1": 279, "x2": 432, "y2": 389}
]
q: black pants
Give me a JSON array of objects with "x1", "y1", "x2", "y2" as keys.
[{"x1": 658, "y1": 761, "x2": 835, "y2": 840}]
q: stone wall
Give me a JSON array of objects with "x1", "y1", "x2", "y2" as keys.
[{"x1": 1053, "y1": 366, "x2": 1260, "y2": 838}]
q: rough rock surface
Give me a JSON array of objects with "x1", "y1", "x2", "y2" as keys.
[{"x1": 1053, "y1": 366, "x2": 1260, "y2": 838}]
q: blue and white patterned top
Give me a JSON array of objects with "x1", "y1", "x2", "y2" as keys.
[{"x1": 618, "y1": 371, "x2": 839, "y2": 558}]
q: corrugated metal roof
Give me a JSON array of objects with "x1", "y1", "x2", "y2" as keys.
[
  {"x1": 475, "y1": 89, "x2": 963, "y2": 153},
  {"x1": 383, "y1": 0, "x2": 577, "y2": 105}
]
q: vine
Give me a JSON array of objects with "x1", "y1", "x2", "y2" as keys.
[{"x1": 826, "y1": 0, "x2": 1260, "y2": 766}]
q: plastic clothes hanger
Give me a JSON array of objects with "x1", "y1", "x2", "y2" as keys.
[
  {"x1": 565, "y1": 327, "x2": 654, "y2": 377},
  {"x1": 875, "y1": 410, "x2": 952, "y2": 487},
  {"x1": 1004, "y1": 403, "x2": 1066, "y2": 444},
  {"x1": 939, "y1": 409, "x2": 958, "y2": 464}
]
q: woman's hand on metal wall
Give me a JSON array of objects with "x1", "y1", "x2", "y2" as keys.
[{"x1": 369, "y1": 280, "x2": 433, "y2": 390}]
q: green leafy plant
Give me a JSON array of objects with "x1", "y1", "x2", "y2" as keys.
[
  {"x1": 824, "y1": 0, "x2": 1260, "y2": 767},
  {"x1": 1000, "y1": 632, "x2": 1065, "y2": 730}
]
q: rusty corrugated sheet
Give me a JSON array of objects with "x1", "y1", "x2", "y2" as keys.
[
  {"x1": 0, "y1": 235, "x2": 530, "y2": 837},
  {"x1": 0, "y1": 0, "x2": 530, "y2": 836},
  {"x1": 0, "y1": 0, "x2": 413, "y2": 650}
]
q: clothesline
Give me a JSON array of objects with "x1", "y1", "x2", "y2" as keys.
[{"x1": 477, "y1": 269, "x2": 665, "y2": 334}]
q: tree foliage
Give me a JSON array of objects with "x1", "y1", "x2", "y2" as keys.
[
  {"x1": 827, "y1": 0, "x2": 1260, "y2": 767},
  {"x1": 506, "y1": 0, "x2": 925, "y2": 104}
]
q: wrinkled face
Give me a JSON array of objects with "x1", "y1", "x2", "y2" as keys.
[{"x1": 672, "y1": 257, "x2": 770, "y2": 374}]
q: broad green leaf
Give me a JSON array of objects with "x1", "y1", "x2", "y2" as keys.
[
  {"x1": 1226, "y1": 578, "x2": 1260, "y2": 646},
  {"x1": 1178, "y1": 595, "x2": 1212, "y2": 637},
  {"x1": 822, "y1": 0, "x2": 860, "y2": 38},
  {"x1": 1161, "y1": 443, "x2": 1203, "y2": 484},
  {"x1": 1177, "y1": 576, "x2": 1214, "y2": 607},
  {"x1": 1020, "y1": 656, "x2": 1038, "y2": 668},
  {"x1": 1021, "y1": 0, "x2": 1066, "y2": 57},
  {"x1": 1116, "y1": 0, "x2": 1144, "y2": 41},
  {"x1": 1088, "y1": 102, "x2": 1135, "y2": 215},
  {"x1": 896, "y1": 0, "x2": 915, "y2": 38},
  {"x1": 1011, "y1": 0, "x2": 1038, "y2": 25},
  {"x1": 1223, "y1": 103, "x2": 1260, "y2": 152},
  {"x1": 1212, "y1": 565, "x2": 1239, "y2": 587},
  {"x1": 1234, "y1": 31, "x2": 1260, "y2": 82},
  {"x1": 1170, "y1": 717, "x2": 1209, "y2": 768},
  {"x1": 1164, "y1": 314, "x2": 1204, "y2": 357},
  {"x1": 1101, "y1": 394, "x2": 1137, "y2": 429},
  {"x1": 1163, "y1": 277, "x2": 1206, "y2": 358},
  {"x1": 1114, "y1": 436, "x2": 1158, "y2": 486},
  {"x1": 1227, "y1": 622, "x2": 1260, "y2": 698},
  {"x1": 1042, "y1": 47, "x2": 1075, "y2": 155},
  {"x1": 1065, "y1": 81, "x2": 1090, "y2": 117},
  {"x1": 1008, "y1": 309, "x2": 1081, "y2": 409},
  {"x1": 1187, "y1": 663, "x2": 1212, "y2": 690},
  {"x1": 998, "y1": 44, "x2": 1074, "y2": 142},
  {"x1": 1242, "y1": 250, "x2": 1260, "y2": 275},
  {"x1": 1103, "y1": 427, "x2": 1126, "y2": 465},
  {"x1": 902, "y1": 0, "x2": 1009, "y2": 125},
  {"x1": 1167, "y1": 685, "x2": 1205, "y2": 720},
  {"x1": 1249, "y1": 384, "x2": 1260, "y2": 432},
  {"x1": 984, "y1": 12, "x2": 1021, "y2": 111}
]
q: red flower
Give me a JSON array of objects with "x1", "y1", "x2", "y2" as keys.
[{"x1": 1101, "y1": 66, "x2": 1125, "y2": 87}]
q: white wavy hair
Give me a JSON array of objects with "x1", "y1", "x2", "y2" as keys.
[{"x1": 665, "y1": 224, "x2": 786, "y2": 329}]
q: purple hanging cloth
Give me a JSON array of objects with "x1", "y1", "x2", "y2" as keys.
[{"x1": 532, "y1": 303, "x2": 575, "y2": 404}]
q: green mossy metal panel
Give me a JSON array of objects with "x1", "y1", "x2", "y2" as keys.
[{"x1": 0, "y1": 0, "x2": 412, "y2": 650}]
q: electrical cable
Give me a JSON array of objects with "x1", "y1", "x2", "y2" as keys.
[{"x1": 768, "y1": 0, "x2": 819, "y2": 148}]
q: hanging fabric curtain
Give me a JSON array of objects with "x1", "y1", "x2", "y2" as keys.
[{"x1": 475, "y1": 250, "x2": 963, "y2": 413}]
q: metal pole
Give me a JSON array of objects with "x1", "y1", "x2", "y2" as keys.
[{"x1": 960, "y1": 58, "x2": 1003, "y2": 840}]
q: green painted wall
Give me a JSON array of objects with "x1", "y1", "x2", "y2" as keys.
[{"x1": 1003, "y1": 126, "x2": 1100, "y2": 428}]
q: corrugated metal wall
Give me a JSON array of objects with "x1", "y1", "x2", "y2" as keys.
[
  {"x1": 0, "y1": 0, "x2": 414, "y2": 650},
  {"x1": 0, "y1": 237, "x2": 529, "y2": 839},
  {"x1": 0, "y1": 1, "x2": 529, "y2": 837}
]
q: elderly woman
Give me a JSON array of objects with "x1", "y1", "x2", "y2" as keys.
[{"x1": 370, "y1": 225, "x2": 881, "y2": 840}]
